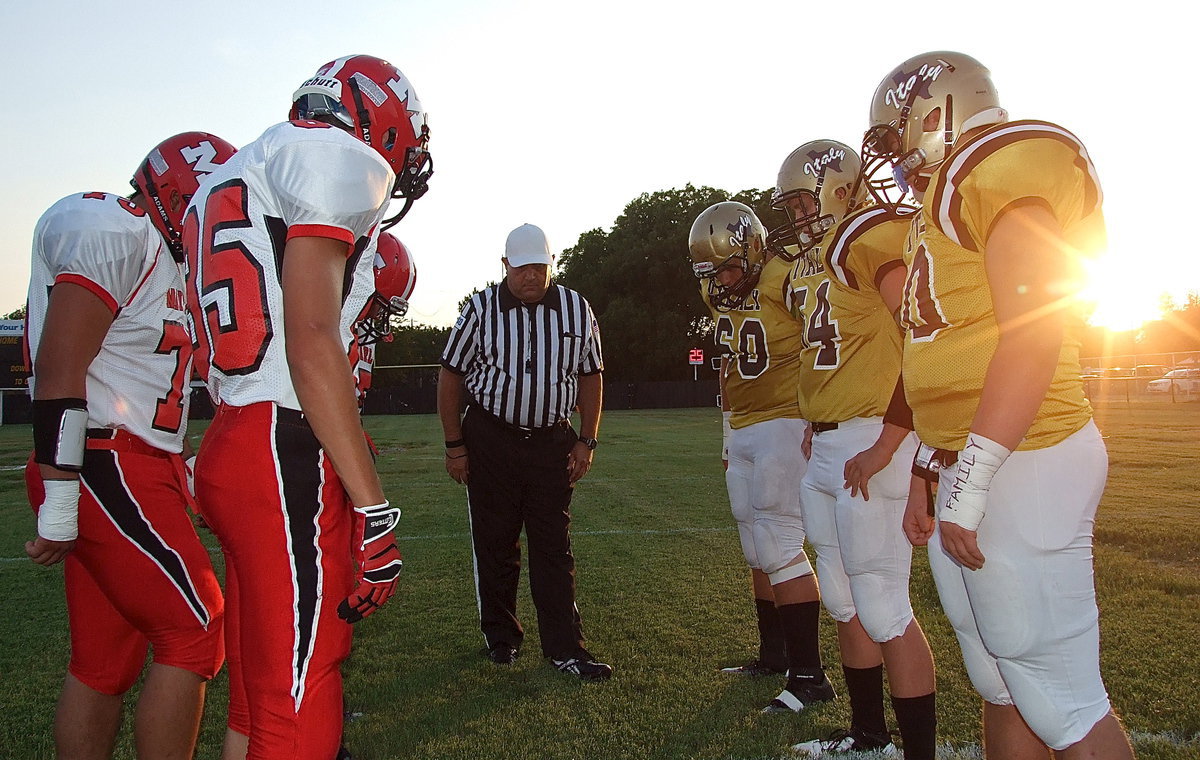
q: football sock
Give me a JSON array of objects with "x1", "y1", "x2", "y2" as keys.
[
  {"x1": 755, "y1": 597, "x2": 788, "y2": 671},
  {"x1": 843, "y1": 664, "x2": 888, "y2": 737},
  {"x1": 777, "y1": 601, "x2": 822, "y2": 673},
  {"x1": 891, "y1": 692, "x2": 937, "y2": 760}
]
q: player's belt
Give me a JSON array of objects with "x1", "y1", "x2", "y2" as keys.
[
  {"x1": 86, "y1": 428, "x2": 172, "y2": 458},
  {"x1": 810, "y1": 422, "x2": 839, "y2": 433}
]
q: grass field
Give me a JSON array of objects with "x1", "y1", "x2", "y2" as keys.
[{"x1": 1, "y1": 401, "x2": 1198, "y2": 759}]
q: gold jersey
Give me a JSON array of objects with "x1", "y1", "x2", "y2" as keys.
[
  {"x1": 705, "y1": 254, "x2": 805, "y2": 428},
  {"x1": 901, "y1": 120, "x2": 1105, "y2": 451},
  {"x1": 789, "y1": 207, "x2": 908, "y2": 423}
]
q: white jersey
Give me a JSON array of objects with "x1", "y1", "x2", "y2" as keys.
[
  {"x1": 184, "y1": 121, "x2": 394, "y2": 410},
  {"x1": 27, "y1": 192, "x2": 192, "y2": 453}
]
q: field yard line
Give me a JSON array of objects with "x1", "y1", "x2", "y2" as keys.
[{"x1": 0, "y1": 525, "x2": 739, "y2": 563}]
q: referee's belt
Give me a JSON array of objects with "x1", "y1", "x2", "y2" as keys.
[
  {"x1": 469, "y1": 405, "x2": 570, "y2": 440},
  {"x1": 86, "y1": 428, "x2": 172, "y2": 458}
]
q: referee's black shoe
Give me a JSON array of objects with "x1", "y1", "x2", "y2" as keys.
[
  {"x1": 484, "y1": 643, "x2": 520, "y2": 665},
  {"x1": 551, "y1": 649, "x2": 612, "y2": 681}
]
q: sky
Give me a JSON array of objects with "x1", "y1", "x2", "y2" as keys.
[{"x1": 1, "y1": 0, "x2": 1195, "y2": 330}]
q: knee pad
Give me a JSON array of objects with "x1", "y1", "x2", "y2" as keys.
[
  {"x1": 69, "y1": 637, "x2": 148, "y2": 696},
  {"x1": 151, "y1": 610, "x2": 225, "y2": 681},
  {"x1": 767, "y1": 549, "x2": 812, "y2": 585},
  {"x1": 751, "y1": 514, "x2": 806, "y2": 576},
  {"x1": 848, "y1": 574, "x2": 914, "y2": 643}
]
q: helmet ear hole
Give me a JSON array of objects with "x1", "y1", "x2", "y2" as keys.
[{"x1": 384, "y1": 127, "x2": 397, "y2": 152}]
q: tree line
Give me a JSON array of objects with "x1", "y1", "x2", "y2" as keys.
[{"x1": 5, "y1": 188, "x2": 1198, "y2": 382}]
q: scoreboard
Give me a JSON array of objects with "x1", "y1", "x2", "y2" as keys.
[{"x1": 0, "y1": 320, "x2": 29, "y2": 389}]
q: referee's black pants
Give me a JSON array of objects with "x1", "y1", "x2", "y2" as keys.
[{"x1": 462, "y1": 405, "x2": 585, "y2": 659}]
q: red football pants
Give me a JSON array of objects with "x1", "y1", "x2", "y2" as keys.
[
  {"x1": 196, "y1": 402, "x2": 354, "y2": 760},
  {"x1": 25, "y1": 435, "x2": 224, "y2": 694}
]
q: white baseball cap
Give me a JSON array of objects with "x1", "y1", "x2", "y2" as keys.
[{"x1": 504, "y1": 223, "x2": 554, "y2": 267}]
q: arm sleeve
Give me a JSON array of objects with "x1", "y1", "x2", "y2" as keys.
[
  {"x1": 824, "y1": 209, "x2": 908, "y2": 294},
  {"x1": 440, "y1": 299, "x2": 480, "y2": 374},
  {"x1": 265, "y1": 138, "x2": 393, "y2": 248},
  {"x1": 579, "y1": 302, "x2": 604, "y2": 375}
]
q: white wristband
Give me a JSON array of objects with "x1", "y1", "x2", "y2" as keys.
[
  {"x1": 941, "y1": 433, "x2": 1011, "y2": 532},
  {"x1": 38, "y1": 479, "x2": 81, "y2": 542},
  {"x1": 721, "y1": 411, "x2": 732, "y2": 460}
]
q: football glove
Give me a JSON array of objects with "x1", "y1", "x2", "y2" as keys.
[{"x1": 338, "y1": 500, "x2": 403, "y2": 624}]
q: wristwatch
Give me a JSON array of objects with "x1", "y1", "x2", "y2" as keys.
[{"x1": 578, "y1": 436, "x2": 598, "y2": 451}]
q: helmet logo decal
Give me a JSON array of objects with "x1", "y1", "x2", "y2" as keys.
[
  {"x1": 726, "y1": 215, "x2": 753, "y2": 250},
  {"x1": 884, "y1": 59, "x2": 951, "y2": 110},
  {"x1": 804, "y1": 146, "x2": 846, "y2": 177},
  {"x1": 180, "y1": 141, "x2": 224, "y2": 176},
  {"x1": 386, "y1": 75, "x2": 426, "y2": 140}
]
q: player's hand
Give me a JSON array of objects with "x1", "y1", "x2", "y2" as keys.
[
  {"x1": 939, "y1": 522, "x2": 985, "y2": 570},
  {"x1": 842, "y1": 443, "x2": 891, "y2": 501},
  {"x1": 902, "y1": 478, "x2": 935, "y2": 546},
  {"x1": 567, "y1": 442, "x2": 593, "y2": 484},
  {"x1": 445, "y1": 446, "x2": 469, "y2": 484},
  {"x1": 339, "y1": 501, "x2": 403, "y2": 624},
  {"x1": 25, "y1": 536, "x2": 74, "y2": 566},
  {"x1": 802, "y1": 423, "x2": 813, "y2": 461}
]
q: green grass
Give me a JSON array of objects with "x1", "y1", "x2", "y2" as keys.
[{"x1": 0, "y1": 401, "x2": 1198, "y2": 759}]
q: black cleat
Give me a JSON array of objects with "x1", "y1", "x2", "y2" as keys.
[{"x1": 762, "y1": 672, "x2": 836, "y2": 713}]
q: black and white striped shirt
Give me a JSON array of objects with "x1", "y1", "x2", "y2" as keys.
[{"x1": 442, "y1": 282, "x2": 603, "y2": 429}]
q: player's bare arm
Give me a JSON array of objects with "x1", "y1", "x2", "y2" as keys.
[
  {"x1": 28, "y1": 282, "x2": 114, "y2": 565},
  {"x1": 568, "y1": 371, "x2": 602, "y2": 484},
  {"x1": 281, "y1": 235, "x2": 385, "y2": 508},
  {"x1": 902, "y1": 475, "x2": 935, "y2": 547},
  {"x1": 437, "y1": 367, "x2": 469, "y2": 484},
  {"x1": 940, "y1": 203, "x2": 1070, "y2": 570}
]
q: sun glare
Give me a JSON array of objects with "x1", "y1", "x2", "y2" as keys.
[{"x1": 1079, "y1": 252, "x2": 1164, "y2": 332}]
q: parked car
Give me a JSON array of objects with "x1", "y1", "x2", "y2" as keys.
[
  {"x1": 1146, "y1": 368, "x2": 1200, "y2": 394},
  {"x1": 1134, "y1": 364, "x2": 1169, "y2": 378}
]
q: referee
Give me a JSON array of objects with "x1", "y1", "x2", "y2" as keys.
[{"x1": 437, "y1": 223, "x2": 611, "y2": 681}]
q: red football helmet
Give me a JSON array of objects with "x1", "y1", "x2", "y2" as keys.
[
  {"x1": 131, "y1": 132, "x2": 237, "y2": 260},
  {"x1": 358, "y1": 232, "x2": 417, "y2": 344},
  {"x1": 291, "y1": 55, "x2": 432, "y2": 229}
]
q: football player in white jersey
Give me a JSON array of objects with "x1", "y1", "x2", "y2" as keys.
[
  {"x1": 24, "y1": 131, "x2": 235, "y2": 759},
  {"x1": 866, "y1": 52, "x2": 1133, "y2": 759},
  {"x1": 183, "y1": 55, "x2": 431, "y2": 760},
  {"x1": 352, "y1": 232, "x2": 417, "y2": 412}
]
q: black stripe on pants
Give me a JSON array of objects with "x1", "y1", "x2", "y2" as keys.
[{"x1": 463, "y1": 407, "x2": 584, "y2": 658}]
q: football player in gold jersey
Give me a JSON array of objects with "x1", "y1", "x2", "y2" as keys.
[
  {"x1": 776, "y1": 141, "x2": 937, "y2": 759},
  {"x1": 865, "y1": 51, "x2": 1133, "y2": 759},
  {"x1": 690, "y1": 201, "x2": 833, "y2": 714}
]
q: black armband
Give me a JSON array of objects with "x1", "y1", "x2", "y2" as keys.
[
  {"x1": 882, "y1": 376, "x2": 913, "y2": 430},
  {"x1": 32, "y1": 398, "x2": 89, "y2": 472},
  {"x1": 445, "y1": 438, "x2": 465, "y2": 449}
]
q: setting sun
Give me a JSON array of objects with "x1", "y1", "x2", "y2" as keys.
[{"x1": 1079, "y1": 251, "x2": 1165, "y2": 332}]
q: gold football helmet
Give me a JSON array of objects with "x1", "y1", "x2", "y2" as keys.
[
  {"x1": 863, "y1": 51, "x2": 1007, "y2": 204},
  {"x1": 689, "y1": 201, "x2": 767, "y2": 312},
  {"x1": 768, "y1": 139, "x2": 866, "y2": 261}
]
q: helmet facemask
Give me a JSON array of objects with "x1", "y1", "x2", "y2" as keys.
[
  {"x1": 356, "y1": 293, "x2": 410, "y2": 345},
  {"x1": 697, "y1": 255, "x2": 763, "y2": 313}
]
